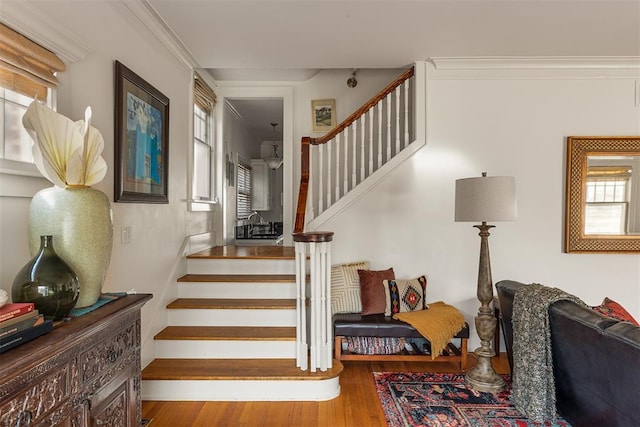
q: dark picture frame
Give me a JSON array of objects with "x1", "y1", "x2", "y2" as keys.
[{"x1": 114, "y1": 60, "x2": 169, "y2": 203}]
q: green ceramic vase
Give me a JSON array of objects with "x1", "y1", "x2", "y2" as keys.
[{"x1": 29, "y1": 186, "x2": 113, "y2": 308}]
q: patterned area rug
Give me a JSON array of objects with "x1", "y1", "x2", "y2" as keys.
[{"x1": 373, "y1": 372, "x2": 571, "y2": 427}]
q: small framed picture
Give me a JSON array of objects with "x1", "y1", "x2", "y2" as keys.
[
  {"x1": 311, "y1": 99, "x2": 336, "y2": 132},
  {"x1": 114, "y1": 61, "x2": 170, "y2": 203}
]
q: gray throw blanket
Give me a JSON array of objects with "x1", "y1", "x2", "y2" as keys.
[{"x1": 511, "y1": 283, "x2": 587, "y2": 423}]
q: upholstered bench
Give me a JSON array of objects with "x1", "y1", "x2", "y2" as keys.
[{"x1": 333, "y1": 313, "x2": 469, "y2": 371}]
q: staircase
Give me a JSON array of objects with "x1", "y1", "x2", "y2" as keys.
[
  {"x1": 141, "y1": 246, "x2": 343, "y2": 401},
  {"x1": 295, "y1": 62, "x2": 426, "y2": 233}
]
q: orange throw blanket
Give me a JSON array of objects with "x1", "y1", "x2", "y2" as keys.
[{"x1": 392, "y1": 301, "x2": 466, "y2": 359}]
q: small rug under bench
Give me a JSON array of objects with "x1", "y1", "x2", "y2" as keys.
[{"x1": 373, "y1": 372, "x2": 571, "y2": 427}]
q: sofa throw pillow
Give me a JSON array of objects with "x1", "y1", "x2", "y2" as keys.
[
  {"x1": 331, "y1": 261, "x2": 369, "y2": 314},
  {"x1": 383, "y1": 275, "x2": 428, "y2": 316},
  {"x1": 592, "y1": 297, "x2": 639, "y2": 326},
  {"x1": 358, "y1": 268, "x2": 395, "y2": 315}
]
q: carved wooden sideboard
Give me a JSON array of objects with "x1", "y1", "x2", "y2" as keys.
[{"x1": 0, "y1": 294, "x2": 152, "y2": 426}]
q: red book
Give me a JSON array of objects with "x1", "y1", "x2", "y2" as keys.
[{"x1": 0, "y1": 303, "x2": 35, "y2": 323}]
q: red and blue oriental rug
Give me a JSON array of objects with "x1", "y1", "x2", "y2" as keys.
[{"x1": 373, "y1": 372, "x2": 571, "y2": 427}]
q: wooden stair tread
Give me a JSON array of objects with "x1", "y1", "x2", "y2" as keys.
[
  {"x1": 177, "y1": 274, "x2": 296, "y2": 283},
  {"x1": 187, "y1": 246, "x2": 295, "y2": 260},
  {"x1": 142, "y1": 358, "x2": 343, "y2": 381},
  {"x1": 167, "y1": 298, "x2": 295, "y2": 310},
  {"x1": 155, "y1": 326, "x2": 295, "y2": 341}
]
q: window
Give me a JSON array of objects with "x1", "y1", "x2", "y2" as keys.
[
  {"x1": 1, "y1": 88, "x2": 38, "y2": 163},
  {"x1": 190, "y1": 72, "x2": 217, "y2": 210},
  {"x1": 0, "y1": 23, "x2": 64, "y2": 176},
  {"x1": 193, "y1": 103, "x2": 211, "y2": 199},
  {"x1": 237, "y1": 160, "x2": 252, "y2": 220},
  {"x1": 585, "y1": 166, "x2": 631, "y2": 235}
]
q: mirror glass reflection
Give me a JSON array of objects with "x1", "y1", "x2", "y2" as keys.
[{"x1": 585, "y1": 156, "x2": 640, "y2": 235}]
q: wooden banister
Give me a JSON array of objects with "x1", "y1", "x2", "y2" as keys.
[
  {"x1": 294, "y1": 67, "x2": 415, "y2": 233},
  {"x1": 311, "y1": 67, "x2": 414, "y2": 146}
]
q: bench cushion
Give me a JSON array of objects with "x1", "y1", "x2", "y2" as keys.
[{"x1": 334, "y1": 313, "x2": 469, "y2": 339}]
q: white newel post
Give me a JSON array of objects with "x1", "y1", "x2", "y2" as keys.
[{"x1": 293, "y1": 231, "x2": 334, "y2": 372}]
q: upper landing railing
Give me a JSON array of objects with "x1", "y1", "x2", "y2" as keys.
[{"x1": 294, "y1": 67, "x2": 416, "y2": 233}]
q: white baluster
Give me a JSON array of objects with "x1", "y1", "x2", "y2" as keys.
[
  {"x1": 308, "y1": 145, "x2": 314, "y2": 221},
  {"x1": 404, "y1": 79, "x2": 410, "y2": 148},
  {"x1": 368, "y1": 109, "x2": 374, "y2": 177},
  {"x1": 309, "y1": 242, "x2": 318, "y2": 372},
  {"x1": 318, "y1": 144, "x2": 324, "y2": 214},
  {"x1": 386, "y1": 95, "x2": 392, "y2": 163},
  {"x1": 324, "y1": 240, "x2": 332, "y2": 369},
  {"x1": 335, "y1": 134, "x2": 340, "y2": 203},
  {"x1": 343, "y1": 127, "x2": 348, "y2": 195},
  {"x1": 319, "y1": 240, "x2": 331, "y2": 370},
  {"x1": 395, "y1": 86, "x2": 401, "y2": 155},
  {"x1": 377, "y1": 101, "x2": 383, "y2": 169},
  {"x1": 327, "y1": 142, "x2": 332, "y2": 207},
  {"x1": 353, "y1": 121, "x2": 358, "y2": 188},
  {"x1": 294, "y1": 241, "x2": 308, "y2": 371}
]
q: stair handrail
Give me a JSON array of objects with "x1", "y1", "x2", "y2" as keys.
[{"x1": 294, "y1": 66, "x2": 415, "y2": 233}]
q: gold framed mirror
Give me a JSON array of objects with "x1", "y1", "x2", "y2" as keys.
[{"x1": 565, "y1": 136, "x2": 640, "y2": 253}]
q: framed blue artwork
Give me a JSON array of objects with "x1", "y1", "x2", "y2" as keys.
[{"x1": 114, "y1": 60, "x2": 169, "y2": 203}]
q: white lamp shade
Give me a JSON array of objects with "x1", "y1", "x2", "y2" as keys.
[
  {"x1": 265, "y1": 157, "x2": 283, "y2": 170},
  {"x1": 455, "y1": 175, "x2": 517, "y2": 222}
]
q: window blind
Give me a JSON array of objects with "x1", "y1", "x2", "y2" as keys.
[
  {"x1": 194, "y1": 72, "x2": 216, "y2": 113},
  {"x1": 237, "y1": 161, "x2": 252, "y2": 219},
  {"x1": 0, "y1": 23, "x2": 66, "y2": 99}
]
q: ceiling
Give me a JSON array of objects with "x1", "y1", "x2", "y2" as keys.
[
  {"x1": 226, "y1": 98, "x2": 284, "y2": 142},
  {"x1": 148, "y1": 0, "x2": 640, "y2": 80},
  {"x1": 145, "y1": 0, "x2": 640, "y2": 142}
]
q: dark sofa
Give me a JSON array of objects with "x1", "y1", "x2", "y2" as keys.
[{"x1": 495, "y1": 280, "x2": 640, "y2": 427}]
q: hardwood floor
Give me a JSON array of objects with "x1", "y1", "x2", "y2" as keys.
[{"x1": 142, "y1": 353, "x2": 510, "y2": 426}]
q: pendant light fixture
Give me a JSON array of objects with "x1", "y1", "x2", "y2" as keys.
[{"x1": 265, "y1": 122, "x2": 283, "y2": 170}]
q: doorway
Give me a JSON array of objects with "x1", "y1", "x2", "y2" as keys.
[{"x1": 215, "y1": 86, "x2": 294, "y2": 247}]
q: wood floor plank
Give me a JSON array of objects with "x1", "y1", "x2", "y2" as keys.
[{"x1": 154, "y1": 326, "x2": 296, "y2": 341}]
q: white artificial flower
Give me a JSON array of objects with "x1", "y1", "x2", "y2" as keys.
[{"x1": 22, "y1": 101, "x2": 107, "y2": 187}]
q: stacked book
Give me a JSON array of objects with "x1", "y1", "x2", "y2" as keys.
[{"x1": 0, "y1": 302, "x2": 53, "y2": 354}]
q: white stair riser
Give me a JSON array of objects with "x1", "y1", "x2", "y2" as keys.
[
  {"x1": 178, "y1": 282, "x2": 296, "y2": 299},
  {"x1": 167, "y1": 309, "x2": 296, "y2": 327},
  {"x1": 154, "y1": 340, "x2": 295, "y2": 359},
  {"x1": 187, "y1": 258, "x2": 295, "y2": 275},
  {"x1": 142, "y1": 378, "x2": 340, "y2": 401}
]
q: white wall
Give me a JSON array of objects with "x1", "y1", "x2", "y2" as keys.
[
  {"x1": 0, "y1": 1, "x2": 213, "y2": 367},
  {"x1": 323, "y1": 61, "x2": 640, "y2": 348}
]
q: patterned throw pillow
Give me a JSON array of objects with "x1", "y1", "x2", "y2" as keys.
[
  {"x1": 358, "y1": 268, "x2": 395, "y2": 315},
  {"x1": 383, "y1": 276, "x2": 428, "y2": 316},
  {"x1": 592, "y1": 297, "x2": 639, "y2": 325},
  {"x1": 331, "y1": 261, "x2": 369, "y2": 314}
]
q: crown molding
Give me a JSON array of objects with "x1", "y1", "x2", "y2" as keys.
[
  {"x1": 109, "y1": 0, "x2": 199, "y2": 71},
  {"x1": 0, "y1": 3, "x2": 93, "y2": 64},
  {"x1": 429, "y1": 57, "x2": 640, "y2": 70}
]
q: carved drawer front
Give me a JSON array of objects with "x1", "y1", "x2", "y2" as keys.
[
  {"x1": 79, "y1": 321, "x2": 138, "y2": 386},
  {"x1": 0, "y1": 363, "x2": 71, "y2": 426},
  {"x1": 90, "y1": 381, "x2": 128, "y2": 427}
]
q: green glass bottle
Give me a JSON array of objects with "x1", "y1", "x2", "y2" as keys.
[{"x1": 12, "y1": 235, "x2": 80, "y2": 320}]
